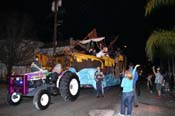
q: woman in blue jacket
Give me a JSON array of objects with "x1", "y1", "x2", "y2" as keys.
[{"x1": 116, "y1": 64, "x2": 140, "y2": 116}]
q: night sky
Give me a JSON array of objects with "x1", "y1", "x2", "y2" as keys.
[{"x1": 1, "y1": 0, "x2": 174, "y2": 65}]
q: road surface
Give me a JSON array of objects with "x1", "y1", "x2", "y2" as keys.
[{"x1": 0, "y1": 83, "x2": 175, "y2": 116}]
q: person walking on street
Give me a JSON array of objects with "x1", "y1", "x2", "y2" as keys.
[
  {"x1": 147, "y1": 73, "x2": 153, "y2": 94},
  {"x1": 152, "y1": 66, "x2": 163, "y2": 98},
  {"x1": 95, "y1": 67, "x2": 104, "y2": 98},
  {"x1": 114, "y1": 64, "x2": 140, "y2": 116},
  {"x1": 129, "y1": 63, "x2": 139, "y2": 107}
]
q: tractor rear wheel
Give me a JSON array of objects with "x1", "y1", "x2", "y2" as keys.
[{"x1": 59, "y1": 71, "x2": 80, "y2": 101}]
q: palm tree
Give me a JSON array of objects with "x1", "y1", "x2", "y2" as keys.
[
  {"x1": 146, "y1": 30, "x2": 175, "y2": 60},
  {"x1": 145, "y1": 0, "x2": 175, "y2": 75},
  {"x1": 146, "y1": 29, "x2": 175, "y2": 75},
  {"x1": 145, "y1": 0, "x2": 175, "y2": 15}
]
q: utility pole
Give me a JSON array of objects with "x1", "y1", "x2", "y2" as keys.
[
  {"x1": 53, "y1": 0, "x2": 58, "y2": 57},
  {"x1": 52, "y1": 0, "x2": 62, "y2": 56}
]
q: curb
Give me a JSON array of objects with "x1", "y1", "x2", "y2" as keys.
[{"x1": 89, "y1": 109, "x2": 115, "y2": 116}]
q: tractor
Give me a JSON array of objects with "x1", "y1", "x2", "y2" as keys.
[{"x1": 7, "y1": 64, "x2": 80, "y2": 110}]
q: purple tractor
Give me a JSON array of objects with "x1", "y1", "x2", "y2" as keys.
[{"x1": 7, "y1": 64, "x2": 80, "y2": 110}]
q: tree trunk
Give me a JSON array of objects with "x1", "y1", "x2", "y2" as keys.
[
  {"x1": 168, "y1": 57, "x2": 171, "y2": 74},
  {"x1": 172, "y1": 56, "x2": 175, "y2": 80},
  {"x1": 53, "y1": 0, "x2": 58, "y2": 56}
]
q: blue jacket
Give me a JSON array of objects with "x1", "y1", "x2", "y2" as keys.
[{"x1": 129, "y1": 67, "x2": 139, "y2": 86}]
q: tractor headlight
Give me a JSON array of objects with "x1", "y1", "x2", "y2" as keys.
[{"x1": 15, "y1": 77, "x2": 23, "y2": 85}]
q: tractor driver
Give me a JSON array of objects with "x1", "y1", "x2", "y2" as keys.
[{"x1": 31, "y1": 56, "x2": 42, "y2": 72}]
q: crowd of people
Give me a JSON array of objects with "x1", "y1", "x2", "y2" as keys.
[
  {"x1": 113, "y1": 63, "x2": 174, "y2": 116},
  {"x1": 146, "y1": 66, "x2": 174, "y2": 97}
]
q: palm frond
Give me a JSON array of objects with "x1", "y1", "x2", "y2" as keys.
[
  {"x1": 145, "y1": 29, "x2": 175, "y2": 61},
  {"x1": 145, "y1": 0, "x2": 175, "y2": 16}
]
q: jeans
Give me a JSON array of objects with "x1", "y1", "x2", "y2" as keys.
[
  {"x1": 133, "y1": 85, "x2": 138, "y2": 106},
  {"x1": 96, "y1": 81, "x2": 103, "y2": 96},
  {"x1": 121, "y1": 91, "x2": 134, "y2": 116}
]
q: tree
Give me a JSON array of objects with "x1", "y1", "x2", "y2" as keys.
[
  {"x1": 0, "y1": 13, "x2": 43, "y2": 75},
  {"x1": 145, "y1": 29, "x2": 175, "y2": 74},
  {"x1": 145, "y1": 0, "x2": 175, "y2": 75},
  {"x1": 145, "y1": 0, "x2": 175, "y2": 15},
  {"x1": 146, "y1": 30, "x2": 175, "y2": 60}
]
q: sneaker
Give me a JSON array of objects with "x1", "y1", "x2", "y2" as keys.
[{"x1": 113, "y1": 113, "x2": 124, "y2": 116}]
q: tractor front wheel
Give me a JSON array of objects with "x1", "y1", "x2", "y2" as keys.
[
  {"x1": 33, "y1": 90, "x2": 51, "y2": 110},
  {"x1": 7, "y1": 92, "x2": 22, "y2": 105}
]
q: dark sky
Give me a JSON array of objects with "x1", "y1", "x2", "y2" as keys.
[{"x1": 2, "y1": 0, "x2": 174, "y2": 64}]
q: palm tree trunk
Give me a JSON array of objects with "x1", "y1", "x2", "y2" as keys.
[
  {"x1": 172, "y1": 56, "x2": 175, "y2": 78},
  {"x1": 168, "y1": 57, "x2": 170, "y2": 73},
  {"x1": 160, "y1": 58, "x2": 163, "y2": 71}
]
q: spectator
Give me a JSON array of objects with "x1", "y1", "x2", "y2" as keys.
[
  {"x1": 162, "y1": 71, "x2": 170, "y2": 95},
  {"x1": 95, "y1": 67, "x2": 104, "y2": 98},
  {"x1": 169, "y1": 73, "x2": 174, "y2": 91},
  {"x1": 129, "y1": 63, "x2": 140, "y2": 107},
  {"x1": 147, "y1": 73, "x2": 153, "y2": 94},
  {"x1": 152, "y1": 66, "x2": 163, "y2": 98},
  {"x1": 115, "y1": 64, "x2": 140, "y2": 116},
  {"x1": 119, "y1": 69, "x2": 125, "y2": 92}
]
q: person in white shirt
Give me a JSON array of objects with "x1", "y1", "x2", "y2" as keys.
[
  {"x1": 96, "y1": 47, "x2": 109, "y2": 58},
  {"x1": 152, "y1": 66, "x2": 163, "y2": 97}
]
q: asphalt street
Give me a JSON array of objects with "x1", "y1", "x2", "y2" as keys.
[{"x1": 0, "y1": 83, "x2": 175, "y2": 116}]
